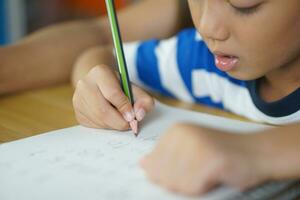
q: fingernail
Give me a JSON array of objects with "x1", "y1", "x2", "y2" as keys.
[
  {"x1": 130, "y1": 120, "x2": 138, "y2": 135},
  {"x1": 123, "y1": 111, "x2": 135, "y2": 122},
  {"x1": 135, "y1": 108, "x2": 146, "y2": 121}
]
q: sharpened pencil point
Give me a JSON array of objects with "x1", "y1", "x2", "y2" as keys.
[{"x1": 130, "y1": 120, "x2": 138, "y2": 137}]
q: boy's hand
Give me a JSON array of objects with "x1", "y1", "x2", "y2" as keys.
[
  {"x1": 140, "y1": 123, "x2": 269, "y2": 196},
  {"x1": 73, "y1": 65, "x2": 154, "y2": 130}
]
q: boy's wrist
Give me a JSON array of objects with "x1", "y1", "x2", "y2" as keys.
[
  {"x1": 244, "y1": 132, "x2": 277, "y2": 181},
  {"x1": 247, "y1": 127, "x2": 300, "y2": 181},
  {"x1": 92, "y1": 17, "x2": 112, "y2": 45}
]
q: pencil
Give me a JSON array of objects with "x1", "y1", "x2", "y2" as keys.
[{"x1": 105, "y1": 0, "x2": 138, "y2": 136}]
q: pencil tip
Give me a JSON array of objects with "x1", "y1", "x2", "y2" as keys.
[{"x1": 130, "y1": 120, "x2": 138, "y2": 137}]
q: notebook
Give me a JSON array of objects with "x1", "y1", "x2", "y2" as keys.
[{"x1": 0, "y1": 101, "x2": 276, "y2": 200}]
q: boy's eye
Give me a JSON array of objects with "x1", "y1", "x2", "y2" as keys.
[{"x1": 229, "y1": 3, "x2": 261, "y2": 15}]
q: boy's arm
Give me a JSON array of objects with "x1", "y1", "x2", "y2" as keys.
[
  {"x1": 117, "y1": 0, "x2": 192, "y2": 41},
  {"x1": 0, "y1": 19, "x2": 107, "y2": 95},
  {"x1": 254, "y1": 123, "x2": 300, "y2": 181},
  {"x1": 138, "y1": 121, "x2": 300, "y2": 194},
  {"x1": 0, "y1": 0, "x2": 191, "y2": 95},
  {"x1": 72, "y1": 45, "x2": 115, "y2": 87}
]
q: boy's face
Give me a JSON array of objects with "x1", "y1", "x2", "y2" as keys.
[{"x1": 188, "y1": 0, "x2": 300, "y2": 80}]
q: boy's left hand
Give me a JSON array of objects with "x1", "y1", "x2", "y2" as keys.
[{"x1": 140, "y1": 123, "x2": 269, "y2": 196}]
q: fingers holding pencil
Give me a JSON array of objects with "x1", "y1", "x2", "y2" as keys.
[
  {"x1": 92, "y1": 65, "x2": 154, "y2": 134},
  {"x1": 73, "y1": 65, "x2": 154, "y2": 133},
  {"x1": 131, "y1": 85, "x2": 155, "y2": 136},
  {"x1": 132, "y1": 85, "x2": 155, "y2": 122}
]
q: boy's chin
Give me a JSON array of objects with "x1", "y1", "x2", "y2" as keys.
[{"x1": 226, "y1": 70, "x2": 262, "y2": 81}]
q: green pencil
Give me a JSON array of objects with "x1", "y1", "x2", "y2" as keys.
[{"x1": 105, "y1": 0, "x2": 138, "y2": 136}]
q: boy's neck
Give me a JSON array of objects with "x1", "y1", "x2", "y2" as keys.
[{"x1": 259, "y1": 58, "x2": 300, "y2": 102}]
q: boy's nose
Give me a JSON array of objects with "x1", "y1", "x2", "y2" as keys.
[{"x1": 198, "y1": 2, "x2": 229, "y2": 42}]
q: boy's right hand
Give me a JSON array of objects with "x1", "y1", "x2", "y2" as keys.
[{"x1": 73, "y1": 65, "x2": 155, "y2": 130}]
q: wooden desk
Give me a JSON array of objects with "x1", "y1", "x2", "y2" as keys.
[{"x1": 0, "y1": 84, "x2": 249, "y2": 143}]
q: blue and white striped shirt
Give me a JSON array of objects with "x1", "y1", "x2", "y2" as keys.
[{"x1": 123, "y1": 28, "x2": 300, "y2": 125}]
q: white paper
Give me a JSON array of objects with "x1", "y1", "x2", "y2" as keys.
[{"x1": 0, "y1": 101, "x2": 269, "y2": 200}]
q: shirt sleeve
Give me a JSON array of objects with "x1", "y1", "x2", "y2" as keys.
[{"x1": 123, "y1": 29, "x2": 199, "y2": 102}]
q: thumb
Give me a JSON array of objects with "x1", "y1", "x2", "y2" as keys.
[
  {"x1": 109, "y1": 90, "x2": 135, "y2": 122},
  {"x1": 132, "y1": 85, "x2": 155, "y2": 121},
  {"x1": 94, "y1": 66, "x2": 135, "y2": 122}
]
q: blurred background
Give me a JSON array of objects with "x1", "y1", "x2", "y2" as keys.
[{"x1": 0, "y1": 0, "x2": 133, "y2": 45}]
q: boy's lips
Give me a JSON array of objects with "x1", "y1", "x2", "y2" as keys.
[{"x1": 214, "y1": 53, "x2": 239, "y2": 72}]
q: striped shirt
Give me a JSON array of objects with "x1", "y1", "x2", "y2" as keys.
[{"x1": 123, "y1": 28, "x2": 300, "y2": 125}]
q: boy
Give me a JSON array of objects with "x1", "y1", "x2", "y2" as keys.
[{"x1": 73, "y1": 0, "x2": 300, "y2": 196}]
